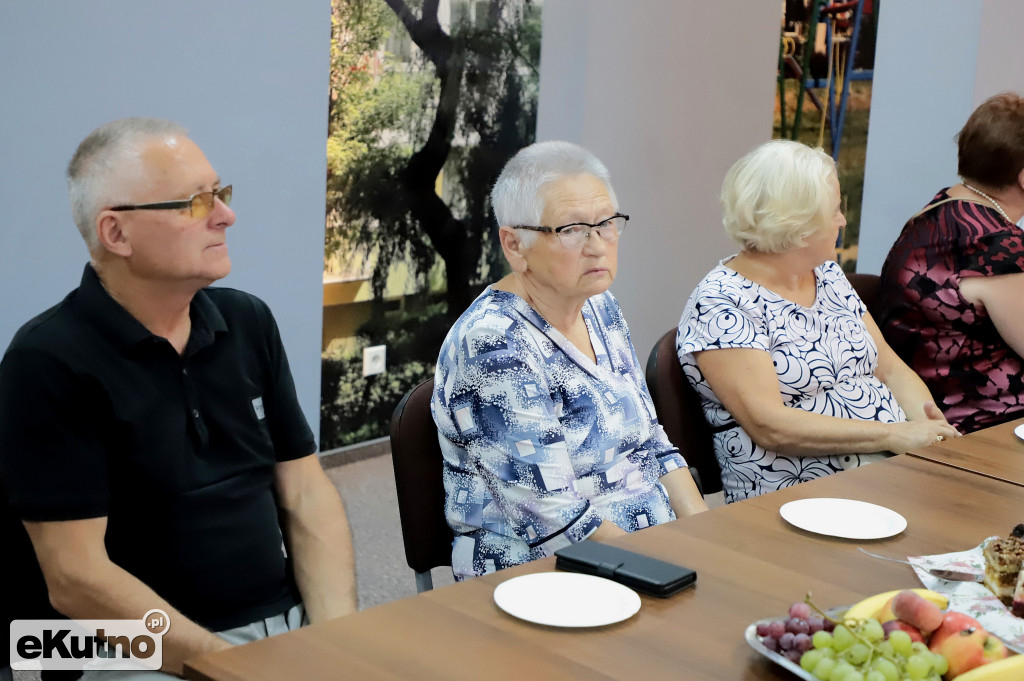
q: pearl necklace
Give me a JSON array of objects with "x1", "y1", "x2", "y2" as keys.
[{"x1": 963, "y1": 182, "x2": 1012, "y2": 224}]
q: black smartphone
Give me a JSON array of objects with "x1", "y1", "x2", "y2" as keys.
[{"x1": 554, "y1": 541, "x2": 697, "y2": 598}]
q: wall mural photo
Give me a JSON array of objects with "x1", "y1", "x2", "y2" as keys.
[{"x1": 320, "y1": 0, "x2": 542, "y2": 449}]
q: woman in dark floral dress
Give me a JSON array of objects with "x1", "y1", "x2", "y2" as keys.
[{"x1": 878, "y1": 93, "x2": 1024, "y2": 433}]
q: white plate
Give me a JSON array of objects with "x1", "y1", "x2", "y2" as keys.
[
  {"x1": 493, "y1": 572, "x2": 641, "y2": 627},
  {"x1": 1014, "y1": 424, "x2": 1024, "y2": 441},
  {"x1": 779, "y1": 497, "x2": 907, "y2": 539}
]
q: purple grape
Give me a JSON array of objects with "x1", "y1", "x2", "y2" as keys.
[
  {"x1": 807, "y1": 616, "x2": 824, "y2": 634},
  {"x1": 767, "y1": 620, "x2": 786, "y2": 639},
  {"x1": 789, "y1": 602, "x2": 812, "y2": 620},
  {"x1": 785, "y1": 649, "x2": 803, "y2": 663},
  {"x1": 762, "y1": 636, "x2": 779, "y2": 652},
  {"x1": 793, "y1": 633, "x2": 812, "y2": 652},
  {"x1": 756, "y1": 622, "x2": 770, "y2": 637},
  {"x1": 779, "y1": 632, "x2": 795, "y2": 650},
  {"x1": 787, "y1": 618, "x2": 809, "y2": 635},
  {"x1": 823, "y1": 618, "x2": 836, "y2": 632}
]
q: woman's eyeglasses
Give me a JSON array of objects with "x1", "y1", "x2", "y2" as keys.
[
  {"x1": 514, "y1": 213, "x2": 629, "y2": 248},
  {"x1": 110, "y1": 185, "x2": 233, "y2": 219}
]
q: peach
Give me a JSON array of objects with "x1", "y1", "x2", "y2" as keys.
[{"x1": 892, "y1": 589, "x2": 944, "y2": 635}]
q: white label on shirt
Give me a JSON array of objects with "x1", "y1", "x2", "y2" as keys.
[{"x1": 252, "y1": 397, "x2": 266, "y2": 420}]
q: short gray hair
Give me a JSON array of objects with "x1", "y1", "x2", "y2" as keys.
[
  {"x1": 721, "y1": 139, "x2": 837, "y2": 253},
  {"x1": 67, "y1": 117, "x2": 188, "y2": 249},
  {"x1": 491, "y1": 141, "x2": 618, "y2": 247}
]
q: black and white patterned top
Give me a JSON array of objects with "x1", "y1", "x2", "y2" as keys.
[{"x1": 676, "y1": 258, "x2": 902, "y2": 503}]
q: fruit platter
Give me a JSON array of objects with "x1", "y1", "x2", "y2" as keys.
[{"x1": 746, "y1": 590, "x2": 1023, "y2": 681}]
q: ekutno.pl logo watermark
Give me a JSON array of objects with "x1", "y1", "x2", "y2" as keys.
[{"x1": 9, "y1": 609, "x2": 169, "y2": 672}]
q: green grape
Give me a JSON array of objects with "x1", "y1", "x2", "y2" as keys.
[
  {"x1": 832, "y1": 625, "x2": 855, "y2": 652},
  {"x1": 875, "y1": 640, "x2": 895, "y2": 661},
  {"x1": 860, "y1": 618, "x2": 884, "y2": 642},
  {"x1": 813, "y1": 657, "x2": 837, "y2": 681},
  {"x1": 802, "y1": 649, "x2": 825, "y2": 672},
  {"x1": 842, "y1": 671, "x2": 865, "y2": 681},
  {"x1": 910, "y1": 641, "x2": 930, "y2": 655},
  {"x1": 844, "y1": 642, "x2": 870, "y2": 666},
  {"x1": 865, "y1": 671, "x2": 886, "y2": 681},
  {"x1": 930, "y1": 653, "x2": 948, "y2": 676},
  {"x1": 905, "y1": 653, "x2": 931, "y2": 680},
  {"x1": 829, "y1": 659, "x2": 855, "y2": 681},
  {"x1": 813, "y1": 630, "x2": 834, "y2": 649},
  {"x1": 888, "y1": 630, "x2": 913, "y2": 657},
  {"x1": 819, "y1": 647, "x2": 837, "y2": 659},
  {"x1": 871, "y1": 656, "x2": 899, "y2": 681}
]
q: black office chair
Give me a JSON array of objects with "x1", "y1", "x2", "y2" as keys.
[
  {"x1": 846, "y1": 272, "x2": 882, "y2": 319},
  {"x1": 645, "y1": 329, "x2": 723, "y2": 495},
  {"x1": 389, "y1": 378, "x2": 453, "y2": 592}
]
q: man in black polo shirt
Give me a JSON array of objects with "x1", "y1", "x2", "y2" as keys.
[{"x1": 0, "y1": 118, "x2": 357, "y2": 679}]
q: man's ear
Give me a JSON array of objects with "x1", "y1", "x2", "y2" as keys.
[
  {"x1": 95, "y1": 211, "x2": 133, "y2": 257},
  {"x1": 498, "y1": 226, "x2": 529, "y2": 273}
]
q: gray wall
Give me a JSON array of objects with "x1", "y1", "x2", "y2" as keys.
[
  {"x1": 858, "y1": 0, "x2": 1024, "y2": 274},
  {"x1": 0, "y1": 1, "x2": 330, "y2": 437},
  {"x1": 537, "y1": 0, "x2": 782, "y2": 358}
]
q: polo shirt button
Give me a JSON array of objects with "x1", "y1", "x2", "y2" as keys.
[{"x1": 192, "y1": 409, "x2": 200, "y2": 419}]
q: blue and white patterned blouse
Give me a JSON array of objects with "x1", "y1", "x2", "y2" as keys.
[
  {"x1": 433, "y1": 287, "x2": 687, "y2": 580},
  {"x1": 676, "y1": 258, "x2": 902, "y2": 504}
]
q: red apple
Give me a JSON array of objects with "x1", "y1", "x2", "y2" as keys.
[
  {"x1": 882, "y1": 619, "x2": 924, "y2": 643},
  {"x1": 928, "y1": 612, "x2": 1008, "y2": 678}
]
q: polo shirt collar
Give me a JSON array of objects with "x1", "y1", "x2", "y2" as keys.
[{"x1": 76, "y1": 264, "x2": 228, "y2": 353}]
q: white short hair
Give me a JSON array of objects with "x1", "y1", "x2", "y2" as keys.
[
  {"x1": 721, "y1": 139, "x2": 837, "y2": 253},
  {"x1": 491, "y1": 141, "x2": 618, "y2": 247},
  {"x1": 67, "y1": 117, "x2": 188, "y2": 250}
]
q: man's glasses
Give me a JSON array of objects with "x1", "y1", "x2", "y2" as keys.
[
  {"x1": 110, "y1": 185, "x2": 233, "y2": 219},
  {"x1": 514, "y1": 213, "x2": 629, "y2": 249}
]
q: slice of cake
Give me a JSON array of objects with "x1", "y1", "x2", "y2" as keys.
[
  {"x1": 1014, "y1": 569, "x2": 1024, "y2": 618},
  {"x1": 982, "y1": 536, "x2": 1024, "y2": 604}
]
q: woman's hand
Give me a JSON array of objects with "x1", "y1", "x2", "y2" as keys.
[
  {"x1": 589, "y1": 520, "x2": 627, "y2": 543},
  {"x1": 881, "y1": 417, "x2": 961, "y2": 455}
]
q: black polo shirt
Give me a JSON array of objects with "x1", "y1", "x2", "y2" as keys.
[{"x1": 0, "y1": 264, "x2": 315, "y2": 632}]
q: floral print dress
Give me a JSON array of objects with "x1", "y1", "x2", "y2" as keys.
[
  {"x1": 433, "y1": 288, "x2": 687, "y2": 579},
  {"x1": 677, "y1": 258, "x2": 901, "y2": 503},
  {"x1": 877, "y1": 189, "x2": 1024, "y2": 433}
]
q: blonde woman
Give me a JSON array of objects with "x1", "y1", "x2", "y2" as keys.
[{"x1": 677, "y1": 140, "x2": 957, "y2": 503}]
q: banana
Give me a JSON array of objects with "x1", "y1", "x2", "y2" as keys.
[
  {"x1": 949, "y1": 653, "x2": 1024, "y2": 681},
  {"x1": 843, "y1": 588, "x2": 949, "y2": 622}
]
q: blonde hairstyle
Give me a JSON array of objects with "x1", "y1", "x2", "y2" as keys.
[
  {"x1": 721, "y1": 139, "x2": 837, "y2": 253},
  {"x1": 491, "y1": 141, "x2": 618, "y2": 248}
]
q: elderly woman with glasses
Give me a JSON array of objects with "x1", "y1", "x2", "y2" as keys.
[
  {"x1": 676, "y1": 140, "x2": 958, "y2": 504},
  {"x1": 432, "y1": 141, "x2": 707, "y2": 580}
]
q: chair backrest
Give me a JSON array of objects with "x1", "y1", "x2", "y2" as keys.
[
  {"x1": 389, "y1": 377, "x2": 453, "y2": 575},
  {"x1": 845, "y1": 272, "x2": 882, "y2": 319},
  {"x1": 645, "y1": 329, "x2": 723, "y2": 495}
]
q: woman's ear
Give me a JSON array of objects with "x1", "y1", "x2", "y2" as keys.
[{"x1": 498, "y1": 226, "x2": 529, "y2": 273}]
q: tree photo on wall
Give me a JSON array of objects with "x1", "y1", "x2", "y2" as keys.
[{"x1": 321, "y1": 0, "x2": 541, "y2": 450}]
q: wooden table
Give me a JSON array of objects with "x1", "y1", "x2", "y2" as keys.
[
  {"x1": 906, "y1": 417, "x2": 1024, "y2": 487},
  {"x1": 186, "y1": 454, "x2": 1023, "y2": 681}
]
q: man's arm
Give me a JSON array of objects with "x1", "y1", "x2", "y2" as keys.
[
  {"x1": 274, "y1": 453, "x2": 357, "y2": 622},
  {"x1": 24, "y1": 517, "x2": 229, "y2": 678}
]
